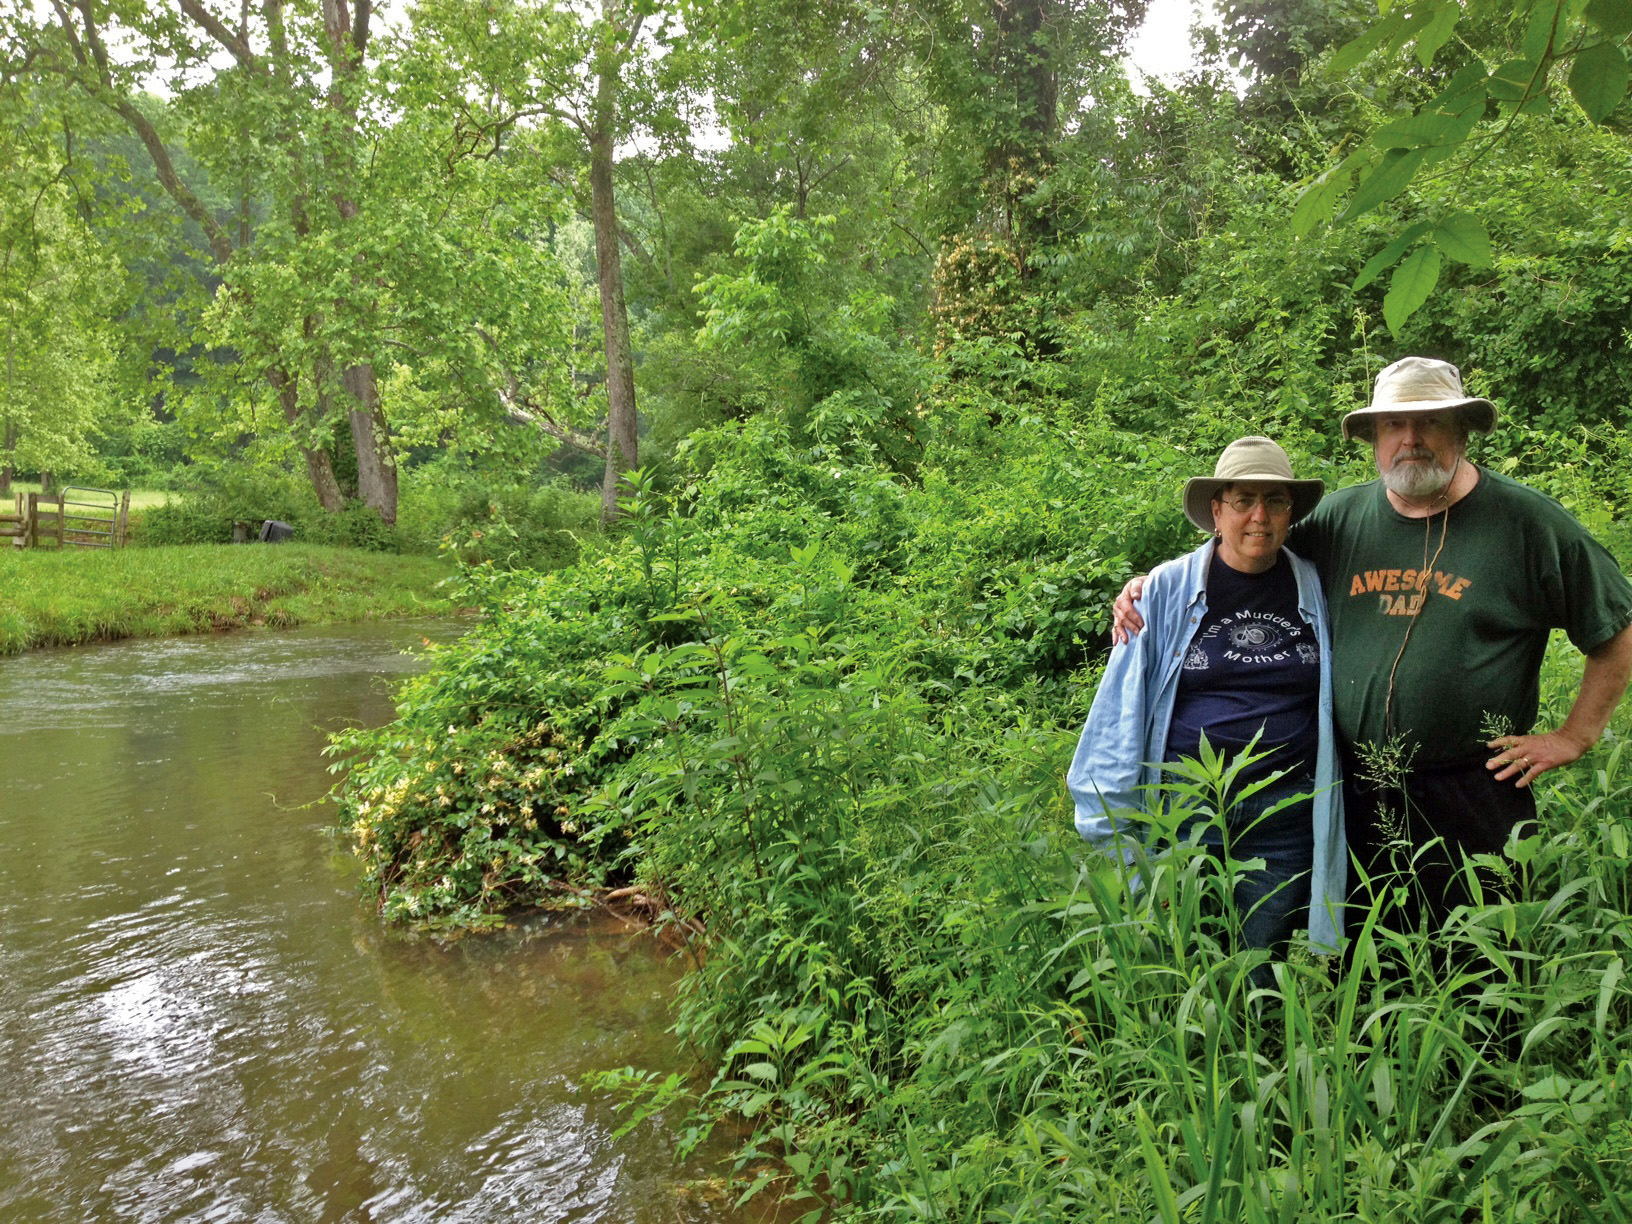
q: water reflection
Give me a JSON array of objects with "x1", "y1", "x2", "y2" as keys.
[{"x1": 0, "y1": 621, "x2": 757, "y2": 1223}]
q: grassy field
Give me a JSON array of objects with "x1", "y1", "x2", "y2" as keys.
[
  {"x1": 0, "y1": 543, "x2": 456, "y2": 654},
  {"x1": 4, "y1": 481, "x2": 172, "y2": 511}
]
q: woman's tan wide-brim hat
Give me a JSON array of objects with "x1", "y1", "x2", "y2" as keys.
[
  {"x1": 1183, "y1": 436, "x2": 1325, "y2": 533},
  {"x1": 1341, "y1": 356, "x2": 1497, "y2": 441}
]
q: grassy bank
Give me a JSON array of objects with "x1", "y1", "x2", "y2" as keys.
[{"x1": 0, "y1": 543, "x2": 454, "y2": 654}]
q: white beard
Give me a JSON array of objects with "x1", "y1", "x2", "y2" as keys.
[{"x1": 1382, "y1": 448, "x2": 1457, "y2": 499}]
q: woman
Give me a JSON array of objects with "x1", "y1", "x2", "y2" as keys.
[{"x1": 1067, "y1": 436, "x2": 1344, "y2": 955}]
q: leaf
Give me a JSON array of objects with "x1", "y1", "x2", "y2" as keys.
[
  {"x1": 1339, "y1": 148, "x2": 1429, "y2": 221},
  {"x1": 1372, "y1": 113, "x2": 1450, "y2": 150},
  {"x1": 1135, "y1": 1107, "x2": 1184, "y2": 1224},
  {"x1": 1384, "y1": 245, "x2": 1442, "y2": 334},
  {"x1": 1415, "y1": 2, "x2": 1462, "y2": 66},
  {"x1": 1433, "y1": 212, "x2": 1494, "y2": 267},
  {"x1": 1487, "y1": 57, "x2": 1544, "y2": 101},
  {"x1": 1329, "y1": 11, "x2": 1408, "y2": 74},
  {"x1": 1372, "y1": 109, "x2": 1478, "y2": 151},
  {"x1": 1585, "y1": 0, "x2": 1632, "y2": 38},
  {"x1": 1522, "y1": 0, "x2": 1568, "y2": 61},
  {"x1": 1520, "y1": 1014, "x2": 1571, "y2": 1059},
  {"x1": 1287, "y1": 179, "x2": 1332, "y2": 231},
  {"x1": 1296, "y1": 147, "x2": 1377, "y2": 234},
  {"x1": 1596, "y1": 955, "x2": 1624, "y2": 1035},
  {"x1": 1427, "y1": 61, "x2": 1493, "y2": 112},
  {"x1": 1569, "y1": 41, "x2": 1631, "y2": 120},
  {"x1": 1383, "y1": 8, "x2": 1436, "y2": 59},
  {"x1": 1354, "y1": 221, "x2": 1433, "y2": 289}
]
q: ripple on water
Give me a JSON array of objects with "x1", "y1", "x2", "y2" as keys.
[{"x1": 0, "y1": 622, "x2": 766, "y2": 1224}]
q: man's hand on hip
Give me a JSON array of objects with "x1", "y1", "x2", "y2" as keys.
[{"x1": 1486, "y1": 730, "x2": 1587, "y2": 789}]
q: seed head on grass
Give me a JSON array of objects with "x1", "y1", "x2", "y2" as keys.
[
  {"x1": 1354, "y1": 734, "x2": 1416, "y2": 792},
  {"x1": 1479, "y1": 711, "x2": 1514, "y2": 743}
]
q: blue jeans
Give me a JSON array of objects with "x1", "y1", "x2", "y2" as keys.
[{"x1": 1196, "y1": 771, "x2": 1316, "y2": 955}]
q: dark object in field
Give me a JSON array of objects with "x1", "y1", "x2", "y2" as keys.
[{"x1": 258, "y1": 520, "x2": 295, "y2": 543}]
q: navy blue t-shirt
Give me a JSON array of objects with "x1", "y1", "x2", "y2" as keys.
[{"x1": 1164, "y1": 551, "x2": 1321, "y2": 783}]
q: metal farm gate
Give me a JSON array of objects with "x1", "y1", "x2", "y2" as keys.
[{"x1": 1, "y1": 487, "x2": 131, "y2": 549}]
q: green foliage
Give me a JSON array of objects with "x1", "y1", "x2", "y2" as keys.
[
  {"x1": 695, "y1": 207, "x2": 928, "y2": 473},
  {"x1": 332, "y1": 332, "x2": 1632, "y2": 1216},
  {"x1": 137, "y1": 467, "x2": 335, "y2": 547},
  {"x1": 340, "y1": 717, "x2": 599, "y2": 929},
  {"x1": 438, "y1": 484, "x2": 601, "y2": 571},
  {"x1": 1300, "y1": 0, "x2": 1632, "y2": 330},
  {"x1": 0, "y1": 89, "x2": 133, "y2": 480},
  {"x1": 336, "y1": 407, "x2": 1197, "y2": 922},
  {"x1": 135, "y1": 460, "x2": 601, "y2": 565}
]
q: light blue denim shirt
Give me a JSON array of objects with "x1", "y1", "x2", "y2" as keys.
[{"x1": 1067, "y1": 539, "x2": 1345, "y2": 951}]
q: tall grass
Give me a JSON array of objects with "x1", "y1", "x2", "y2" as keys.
[
  {"x1": 584, "y1": 616, "x2": 1632, "y2": 1219},
  {"x1": 0, "y1": 543, "x2": 453, "y2": 653},
  {"x1": 507, "y1": 591, "x2": 1632, "y2": 1220}
]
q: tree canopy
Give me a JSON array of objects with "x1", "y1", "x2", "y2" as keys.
[{"x1": 1, "y1": 0, "x2": 1627, "y2": 502}]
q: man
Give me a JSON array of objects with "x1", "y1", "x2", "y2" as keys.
[{"x1": 1114, "y1": 357, "x2": 1632, "y2": 932}]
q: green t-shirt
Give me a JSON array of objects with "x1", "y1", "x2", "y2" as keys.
[{"x1": 1290, "y1": 469, "x2": 1632, "y2": 765}]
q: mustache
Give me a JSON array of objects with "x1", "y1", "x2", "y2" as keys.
[{"x1": 1392, "y1": 445, "x2": 1438, "y2": 465}]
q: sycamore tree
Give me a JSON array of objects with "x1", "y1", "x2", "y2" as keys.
[
  {"x1": 8, "y1": 0, "x2": 578, "y2": 525},
  {"x1": 404, "y1": 0, "x2": 686, "y2": 522},
  {"x1": 11, "y1": 0, "x2": 398, "y2": 517},
  {"x1": 202, "y1": 26, "x2": 580, "y2": 490}
]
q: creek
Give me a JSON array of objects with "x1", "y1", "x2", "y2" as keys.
[{"x1": 0, "y1": 620, "x2": 761, "y2": 1222}]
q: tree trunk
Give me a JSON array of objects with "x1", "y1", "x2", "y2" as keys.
[
  {"x1": 990, "y1": 0, "x2": 1057, "y2": 249},
  {"x1": 591, "y1": 0, "x2": 639, "y2": 525},
  {"x1": 270, "y1": 367, "x2": 346, "y2": 511},
  {"x1": 320, "y1": 0, "x2": 397, "y2": 527},
  {"x1": 343, "y1": 363, "x2": 397, "y2": 524}
]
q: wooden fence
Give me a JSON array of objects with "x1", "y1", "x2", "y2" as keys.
[{"x1": 0, "y1": 488, "x2": 131, "y2": 549}]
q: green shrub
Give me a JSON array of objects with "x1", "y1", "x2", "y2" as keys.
[
  {"x1": 298, "y1": 500, "x2": 401, "y2": 552},
  {"x1": 135, "y1": 467, "x2": 319, "y2": 546},
  {"x1": 135, "y1": 497, "x2": 234, "y2": 545},
  {"x1": 441, "y1": 483, "x2": 600, "y2": 571}
]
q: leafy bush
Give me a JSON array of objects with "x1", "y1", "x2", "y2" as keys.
[
  {"x1": 135, "y1": 467, "x2": 323, "y2": 546},
  {"x1": 132, "y1": 460, "x2": 600, "y2": 561},
  {"x1": 135, "y1": 496, "x2": 235, "y2": 545},
  {"x1": 438, "y1": 484, "x2": 600, "y2": 571}
]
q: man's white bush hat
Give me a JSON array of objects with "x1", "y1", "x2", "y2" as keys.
[
  {"x1": 1342, "y1": 356, "x2": 1498, "y2": 441},
  {"x1": 1183, "y1": 436, "x2": 1325, "y2": 533}
]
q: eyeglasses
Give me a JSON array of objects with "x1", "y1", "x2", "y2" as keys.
[{"x1": 1218, "y1": 493, "x2": 1293, "y2": 514}]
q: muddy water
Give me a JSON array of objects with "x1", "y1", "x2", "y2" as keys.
[{"x1": 0, "y1": 621, "x2": 756, "y2": 1223}]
